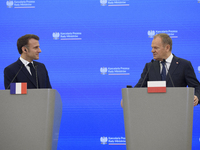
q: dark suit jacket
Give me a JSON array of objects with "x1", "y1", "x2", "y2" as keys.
[
  {"x1": 4, "y1": 59, "x2": 52, "y2": 89},
  {"x1": 135, "y1": 55, "x2": 200, "y2": 104}
]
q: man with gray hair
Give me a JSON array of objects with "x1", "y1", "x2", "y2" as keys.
[{"x1": 133, "y1": 33, "x2": 200, "y2": 106}]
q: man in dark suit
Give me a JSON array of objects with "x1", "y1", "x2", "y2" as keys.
[
  {"x1": 121, "y1": 33, "x2": 200, "y2": 107},
  {"x1": 4, "y1": 34, "x2": 52, "y2": 89},
  {"x1": 135, "y1": 33, "x2": 200, "y2": 106}
]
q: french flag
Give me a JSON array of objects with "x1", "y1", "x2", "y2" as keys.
[
  {"x1": 147, "y1": 81, "x2": 166, "y2": 93},
  {"x1": 10, "y1": 83, "x2": 27, "y2": 94}
]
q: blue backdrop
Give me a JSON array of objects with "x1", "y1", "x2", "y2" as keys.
[{"x1": 1, "y1": 0, "x2": 200, "y2": 149}]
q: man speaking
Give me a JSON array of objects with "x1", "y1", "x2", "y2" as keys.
[
  {"x1": 4, "y1": 34, "x2": 52, "y2": 89},
  {"x1": 121, "y1": 33, "x2": 200, "y2": 107}
]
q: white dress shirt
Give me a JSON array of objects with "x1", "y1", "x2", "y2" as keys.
[
  {"x1": 19, "y1": 57, "x2": 34, "y2": 75},
  {"x1": 160, "y1": 53, "x2": 173, "y2": 75}
]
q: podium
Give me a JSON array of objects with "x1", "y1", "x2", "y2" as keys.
[
  {"x1": 0, "y1": 89, "x2": 62, "y2": 150},
  {"x1": 122, "y1": 87, "x2": 194, "y2": 150}
]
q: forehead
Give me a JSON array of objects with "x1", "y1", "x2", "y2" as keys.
[
  {"x1": 151, "y1": 36, "x2": 163, "y2": 47},
  {"x1": 27, "y1": 38, "x2": 39, "y2": 47}
]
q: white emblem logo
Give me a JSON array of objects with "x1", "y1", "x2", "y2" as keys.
[
  {"x1": 147, "y1": 30, "x2": 156, "y2": 38},
  {"x1": 100, "y1": 0, "x2": 107, "y2": 6},
  {"x1": 52, "y1": 32, "x2": 60, "y2": 40},
  {"x1": 100, "y1": 136, "x2": 108, "y2": 145},
  {"x1": 100, "y1": 67, "x2": 107, "y2": 75},
  {"x1": 198, "y1": 66, "x2": 200, "y2": 73},
  {"x1": 6, "y1": 0, "x2": 13, "y2": 8}
]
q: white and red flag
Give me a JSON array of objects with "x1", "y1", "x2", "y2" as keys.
[{"x1": 147, "y1": 81, "x2": 166, "y2": 93}]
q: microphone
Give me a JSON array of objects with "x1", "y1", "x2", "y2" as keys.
[
  {"x1": 163, "y1": 59, "x2": 175, "y2": 87},
  {"x1": 35, "y1": 65, "x2": 39, "y2": 89},
  {"x1": 126, "y1": 85, "x2": 132, "y2": 88},
  {"x1": 140, "y1": 59, "x2": 154, "y2": 87},
  {"x1": 6, "y1": 64, "x2": 24, "y2": 89}
]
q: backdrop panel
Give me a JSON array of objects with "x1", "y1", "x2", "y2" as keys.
[{"x1": 1, "y1": 0, "x2": 200, "y2": 149}]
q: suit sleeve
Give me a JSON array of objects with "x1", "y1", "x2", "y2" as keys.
[
  {"x1": 184, "y1": 61, "x2": 200, "y2": 104},
  {"x1": 4, "y1": 67, "x2": 15, "y2": 89},
  {"x1": 134, "y1": 63, "x2": 149, "y2": 87},
  {"x1": 44, "y1": 65, "x2": 52, "y2": 88}
]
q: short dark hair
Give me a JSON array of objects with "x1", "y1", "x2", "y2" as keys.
[
  {"x1": 154, "y1": 33, "x2": 172, "y2": 51},
  {"x1": 17, "y1": 34, "x2": 39, "y2": 54}
]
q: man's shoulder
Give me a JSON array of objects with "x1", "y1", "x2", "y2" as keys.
[
  {"x1": 173, "y1": 55, "x2": 191, "y2": 64},
  {"x1": 33, "y1": 61, "x2": 44, "y2": 66},
  {"x1": 33, "y1": 61, "x2": 47, "y2": 69},
  {"x1": 146, "y1": 59, "x2": 159, "y2": 66},
  {"x1": 4, "y1": 59, "x2": 22, "y2": 70}
]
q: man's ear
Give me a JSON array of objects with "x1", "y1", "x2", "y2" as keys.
[
  {"x1": 165, "y1": 44, "x2": 170, "y2": 51},
  {"x1": 22, "y1": 46, "x2": 27, "y2": 53}
]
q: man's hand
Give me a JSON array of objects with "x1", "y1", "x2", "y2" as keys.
[{"x1": 194, "y1": 95, "x2": 199, "y2": 106}]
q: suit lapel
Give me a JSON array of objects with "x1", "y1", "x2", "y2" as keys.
[
  {"x1": 33, "y1": 61, "x2": 40, "y2": 87},
  {"x1": 153, "y1": 60, "x2": 162, "y2": 80},
  {"x1": 166, "y1": 55, "x2": 179, "y2": 82}
]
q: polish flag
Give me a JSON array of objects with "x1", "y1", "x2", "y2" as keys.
[
  {"x1": 10, "y1": 83, "x2": 27, "y2": 94},
  {"x1": 147, "y1": 81, "x2": 166, "y2": 93}
]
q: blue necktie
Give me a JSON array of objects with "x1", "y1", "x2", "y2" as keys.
[
  {"x1": 28, "y1": 63, "x2": 36, "y2": 82},
  {"x1": 161, "y1": 61, "x2": 166, "y2": 81}
]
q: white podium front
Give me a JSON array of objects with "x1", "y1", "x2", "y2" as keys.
[
  {"x1": 0, "y1": 89, "x2": 62, "y2": 150},
  {"x1": 122, "y1": 87, "x2": 194, "y2": 150}
]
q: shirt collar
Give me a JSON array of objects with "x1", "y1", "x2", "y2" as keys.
[
  {"x1": 20, "y1": 57, "x2": 34, "y2": 66},
  {"x1": 160, "y1": 53, "x2": 173, "y2": 63},
  {"x1": 165, "y1": 53, "x2": 173, "y2": 63}
]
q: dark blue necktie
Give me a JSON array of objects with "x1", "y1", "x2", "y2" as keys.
[
  {"x1": 161, "y1": 61, "x2": 166, "y2": 81},
  {"x1": 28, "y1": 63, "x2": 36, "y2": 82}
]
